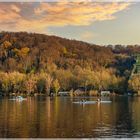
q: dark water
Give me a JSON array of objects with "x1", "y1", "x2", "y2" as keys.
[{"x1": 0, "y1": 96, "x2": 140, "y2": 138}]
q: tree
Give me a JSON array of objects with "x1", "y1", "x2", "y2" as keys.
[
  {"x1": 45, "y1": 74, "x2": 53, "y2": 95},
  {"x1": 20, "y1": 47, "x2": 30, "y2": 57},
  {"x1": 128, "y1": 75, "x2": 140, "y2": 92},
  {"x1": 52, "y1": 79, "x2": 60, "y2": 96},
  {"x1": 24, "y1": 75, "x2": 37, "y2": 95},
  {"x1": 1, "y1": 73, "x2": 11, "y2": 95},
  {"x1": 2, "y1": 41, "x2": 12, "y2": 49},
  {"x1": 55, "y1": 69, "x2": 73, "y2": 90},
  {"x1": 37, "y1": 78, "x2": 46, "y2": 94}
]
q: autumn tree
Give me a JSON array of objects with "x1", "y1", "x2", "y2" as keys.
[
  {"x1": 128, "y1": 75, "x2": 140, "y2": 93},
  {"x1": 52, "y1": 79, "x2": 60, "y2": 96},
  {"x1": 24, "y1": 75, "x2": 37, "y2": 95}
]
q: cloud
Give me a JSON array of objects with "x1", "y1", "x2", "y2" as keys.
[
  {"x1": 0, "y1": 2, "x2": 131, "y2": 32},
  {"x1": 11, "y1": 4, "x2": 21, "y2": 12},
  {"x1": 0, "y1": 4, "x2": 21, "y2": 21}
]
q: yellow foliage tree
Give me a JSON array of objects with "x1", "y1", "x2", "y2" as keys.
[
  {"x1": 20, "y1": 47, "x2": 30, "y2": 57},
  {"x1": 2, "y1": 41, "x2": 12, "y2": 49}
]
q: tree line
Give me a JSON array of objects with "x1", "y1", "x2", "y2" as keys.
[{"x1": 0, "y1": 67, "x2": 124, "y2": 95}]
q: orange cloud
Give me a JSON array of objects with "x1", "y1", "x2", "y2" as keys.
[
  {"x1": 11, "y1": 4, "x2": 21, "y2": 12},
  {"x1": 34, "y1": 2, "x2": 130, "y2": 25},
  {"x1": 0, "y1": 2, "x2": 131, "y2": 32},
  {"x1": 0, "y1": 4, "x2": 21, "y2": 21}
]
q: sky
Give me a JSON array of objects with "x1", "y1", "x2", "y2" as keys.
[{"x1": 0, "y1": 1, "x2": 140, "y2": 45}]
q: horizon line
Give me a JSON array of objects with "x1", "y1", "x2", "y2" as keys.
[{"x1": 0, "y1": 31, "x2": 140, "y2": 47}]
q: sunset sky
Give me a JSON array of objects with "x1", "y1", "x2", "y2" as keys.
[{"x1": 0, "y1": 2, "x2": 140, "y2": 45}]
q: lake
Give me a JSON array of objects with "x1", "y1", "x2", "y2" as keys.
[{"x1": 0, "y1": 96, "x2": 140, "y2": 138}]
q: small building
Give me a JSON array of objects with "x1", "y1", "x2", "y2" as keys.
[
  {"x1": 101, "y1": 91, "x2": 111, "y2": 96},
  {"x1": 58, "y1": 91, "x2": 70, "y2": 96},
  {"x1": 74, "y1": 88, "x2": 85, "y2": 96}
]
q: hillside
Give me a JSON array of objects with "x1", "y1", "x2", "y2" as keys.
[
  {"x1": 0, "y1": 32, "x2": 114, "y2": 72},
  {"x1": 0, "y1": 32, "x2": 137, "y2": 95}
]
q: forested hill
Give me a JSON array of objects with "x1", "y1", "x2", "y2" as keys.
[
  {"x1": 0, "y1": 32, "x2": 115, "y2": 72},
  {"x1": 0, "y1": 31, "x2": 139, "y2": 94},
  {"x1": 0, "y1": 31, "x2": 139, "y2": 74}
]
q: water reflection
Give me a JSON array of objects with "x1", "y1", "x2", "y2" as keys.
[{"x1": 0, "y1": 96, "x2": 139, "y2": 138}]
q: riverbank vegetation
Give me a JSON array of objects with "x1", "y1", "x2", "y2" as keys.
[
  {"x1": 0, "y1": 32, "x2": 139, "y2": 96},
  {"x1": 128, "y1": 75, "x2": 140, "y2": 95},
  {"x1": 0, "y1": 69, "x2": 124, "y2": 96}
]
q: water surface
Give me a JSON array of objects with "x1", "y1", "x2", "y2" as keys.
[{"x1": 0, "y1": 96, "x2": 139, "y2": 138}]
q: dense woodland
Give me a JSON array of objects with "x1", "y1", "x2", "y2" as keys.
[{"x1": 0, "y1": 31, "x2": 139, "y2": 96}]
